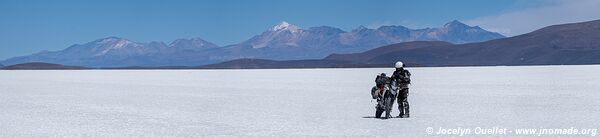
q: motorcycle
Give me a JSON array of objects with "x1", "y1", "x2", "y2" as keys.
[{"x1": 371, "y1": 73, "x2": 399, "y2": 119}]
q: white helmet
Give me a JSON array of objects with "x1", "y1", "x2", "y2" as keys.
[{"x1": 395, "y1": 61, "x2": 404, "y2": 68}]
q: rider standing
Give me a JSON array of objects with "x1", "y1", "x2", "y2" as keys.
[{"x1": 391, "y1": 61, "x2": 411, "y2": 118}]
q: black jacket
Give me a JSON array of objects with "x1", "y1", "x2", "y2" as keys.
[{"x1": 392, "y1": 68, "x2": 411, "y2": 84}]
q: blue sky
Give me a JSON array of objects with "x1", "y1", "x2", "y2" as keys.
[{"x1": 1, "y1": 0, "x2": 600, "y2": 60}]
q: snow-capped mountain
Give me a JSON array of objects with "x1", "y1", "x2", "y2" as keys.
[
  {"x1": 217, "y1": 22, "x2": 349, "y2": 60},
  {"x1": 1, "y1": 20, "x2": 505, "y2": 67},
  {"x1": 1, "y1": 37, "x2": 170, "y2": 67},
  {"x1": 246, "y1": 21, "x2": 306, "y2": 49},
  {"x1": 75, "y1": 37, "x2": 166, "y2": 57}
]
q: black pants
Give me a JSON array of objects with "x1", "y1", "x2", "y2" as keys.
[{"x1": 397, "y1": 88, "x2": 409, "y2": 116}]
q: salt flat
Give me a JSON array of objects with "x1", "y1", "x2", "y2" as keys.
[{"x1": 1, "y1": 65, "x2": 599, "y2": 137}]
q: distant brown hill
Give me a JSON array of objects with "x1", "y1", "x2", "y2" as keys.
[
  {"x1": 324, "y1": 41, "x2": 455, "y2": 66},
  {"x1": 1, "y1": 62, "x2": 90, "y2": 70},
  {"x1": 196, "y1": 59, "x2": 392, "y2": 69}
]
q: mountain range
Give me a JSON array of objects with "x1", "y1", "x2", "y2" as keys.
[
  {"x1": 1, "y1": 20, "x2": 504, "y2": 67},
  {"x1": 202, "y1": 19, "x2": 600, "y2": 68}
]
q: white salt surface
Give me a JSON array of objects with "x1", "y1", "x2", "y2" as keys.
[{"x1": 1, "y1": 65, "x2": 599, "y2": 137}]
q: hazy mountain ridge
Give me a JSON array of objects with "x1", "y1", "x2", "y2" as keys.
[
  {"x1": 202, "y1": 19, "x2": 600, "y2": 68},
  {"x1": 1, "y1": 20, "x2": 504, "y2": 67},
  {"x1": 222, "y1": 21, "x2": 504, "y2": 60}
]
